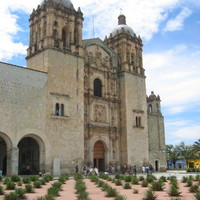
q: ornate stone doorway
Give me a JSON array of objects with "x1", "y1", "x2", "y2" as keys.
[
  {"x1": 18, "y1": 137, "x2": 40, "y2": 175},
  {"x1": 93, "y1": 141, "x2": 105, "y2": 171},
  {"x1": 0, "y1": 137, "x2": 7, "y2": 175}
]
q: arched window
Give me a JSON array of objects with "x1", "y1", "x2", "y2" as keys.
[
  {"x1": 61, "y1": 104, "x2": 64, "y2": 116},
  {"x1": 94, "y1": 78, "x2": 102, "y2": 97},
  {"x1": 55, "y1": 103, "x2": 59, "y2": 116},
  {"x1": 149, "y1": 104, "x2": 152, "y2": 113},
  {"x1": 136, "y1": 116, "x2": 141, "y2": 127}
]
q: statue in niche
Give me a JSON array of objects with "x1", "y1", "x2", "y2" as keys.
[{"x1": 94, "y1": 105, "x2": 106, "y2": 122}]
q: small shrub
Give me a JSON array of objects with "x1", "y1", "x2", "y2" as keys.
[
  {"x1": 102, "y1": 183, "x2": 110, "y2": 191},
  {"x1": 25, "y1": 184, "x2": 34, "y2": 193},
  {"x1": 0, "y1": 185, "x2": 4, "y2": 195},
  {"x1": 131, "y1": 176, "x2": 139, "y2": 184},
  {"x1": 146, "y1": 175, "x2": 155, "y2": 183},
  {"x1": 139, "y1": 176, "x2": 145, "y2": 181},
  {"x1": 44, "y1": 195, "x2": 55, "y2": 200},
  {"x1": 74, "y1": 173, "x2": 83, "y2": 181},
  {"x1": 107, "y1": 177, "x2": 113, "y2": 182},
  {"x1": 34, "y1": 181, "x2": 42, "y2": 188},
  {"x1": 115, "y1": 179, "x2": 122, "y2": 186},
  {"x1": 194, "y1": 192, "x2": 200, "y2": 200},
  {"x1": 115, "y1": 174, "x2": 121, "y2": 179},
  {"x1": 97, "y1": 180, "x2": 104, "y2": 187},
  {"x1": 151, "y1": 181, "x2": 164, "y2": 191},
  {"x1": 133, "y1": 188, "x2": 139, "y2": 194},
  {"x1": 143, "y1": 189, "x2": 157, "y2": 200},
  {"x1": 159, "y1": 176, "x2": 167, "y2": 182},
  {"x1": 51, "y1": 181, "x2": 62, "y2": 190},
  {"x1": 3, "y1": 178, "x2": 11, "y2": 185},
  {"x1": 23, "y1": 177, "x2": 31, "y2": 184},
  {"x1": 40, "y1": 179, "x2": 46, "y2": 185},
  {"x1": 30, "y1": 175, "x2": 39, "y2": 182},
  {"x1": 105, "y1": 187, "x2": 118, "y2": 197},
  {"x1": 77, "y1": 191, "x2": 89, "y2": 199},
  {"x1": 15, "y1": 188, "x2": 26, "y2": 199},
  {"x1": 124, "y1": 175, "x2": 132, "y2": 182},
  {"x1": 11, "y1": 175, "x2": 21, "y2": 182},
  {"x1": 186, "y1": 180, "x2": 192, "y2": 187},
  {"x1": 182, "y1": 176, "x2": 188, "y2": 183},
  {"x1": 47, "y1": 187, "x2": 60, "y2": 197},
  {"x1": 115, "y1": 195, "x2": 127, "y2": 200},
  {"x1": 168, "y1": 185, "x2": 181, "y2": 196},
  {"x1": 189, "y1": 185, "x2": 199, "y2": 193},
  {"x1": 6, "y1": 180, "x2": 16, "y2": 190},
  {"x1": 4, "y1": 192, "x2": 18, "y2": 200},
  {"x1": 123, "y1": 182, "x2": 131, "y2": 189},
  {"x1": 141, "y1": 180, "x2": 148, "y2": 187},
  {"x1": 17, "y1": 181, "x2": 23, "y2": 186},
  {"x1": 0, "y1": 175, "x2": 3, "y2": 181}
]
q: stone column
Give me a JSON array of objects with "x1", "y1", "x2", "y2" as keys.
[{"x1": 7, "y1": 147, "x2": 19, "y2": 175}]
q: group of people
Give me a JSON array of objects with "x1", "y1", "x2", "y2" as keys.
[
  {"x1": 142, "y1": 164, "x2": 154, "y2": 175},
  {"x1": 83, "y1": 166, "x2": 99, "y2": 176}
]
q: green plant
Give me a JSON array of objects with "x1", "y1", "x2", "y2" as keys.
[
  {"x1": 115, "y1": 179, "x2": 122, "y2": 186},
  {"x1": 159, "y1": 176, "x2": 167, "y2": 182},
  {"x1": 6, "y1": 180, "x2": 16, "y2": 190},
  {"x1": 102, "y1": 183, "x2": 110, "y2": 191},
  {"x1": 115, "y1": 174, "x2": 121, "y2": 179},
  {"x1": 15, "y1": 188, "x2": 26, "y2": 199},
  {"x1": 30, "y1": 175, "x2": 39, "y2": 182},
  {"x1": 194, "y1": 192, "x2": 200, "y2": 200},
  {"x1": 182, "y1": 176, "x2": 188, "y2": 183},
  {"x1": 139, "y1": 176, "x2": 145, "y2": 181},
  {"x1": 47, "y1": 187, "x2": 60, "y2": 197},
  {"x1": 189, "y1": 185, "x2": 199, "y2": 193},
  {"x1": 25, "y1": 184, "x2": 34, "y2": 193},
  {"x1": 77, "y1": 191, "x2": 89, "y2": 199},
  {"x1": 115, "y1": 195, "x2": 127, "y2": 200},
  {"x1": 3, "y1": 178, "x2": 11, "y2": 185},
  {"x1": 143, "y1": 189, "x2": 157, "y2": 200},
  {"x1": 146, "y1": 175, "x2": 155, "y2": 183},
  {"x1": 151, "y1": 181, "x2": 164, "y2": 191},
  {"x1": 131, "y1": 176, "x2": 139, "y2": 184},
  {"x1": 107, "y1": 177, "x2": 113, "y2": 182},
  {"x1": 4, "y1": 192, "x2": 18, "y2": 200},
  {"x1": 11, "y1": 175, "x2": 21, "y2": 182},
  {"x1": 124, "y1": 175, "x2": 132, "y2": 182},
  {"x1": 75, "y1": 180, "x2": 86, "y2": 193},
  {"x1": 0, "y1": 185, "x2": 4, "y2": 195},
  {"x1": 40, "y1": 179, "x2": 46, "y2": 185},
  {"x1": 105, "y1": 187, "x2": 118, "y2": 197},
  {"x1": 51, "y1": 181, "x2": 62, "y2": 190},
  {"x1": 23, "y1": 177, "x2": 31, "y2": 184},
  {"x1": 34, "y1": 181, "x2": 42, "y2": 188},
  {"x1": 186, "y1": 180, "x2": 192, "y2": 187},
  {"x1": 141, "y1": 180, "x2": 148, "y2": 187},
  {"x1": 133, "y1": 188, "x2": 139, "y2": 194},
  {"x1": 44, "y1": 194, "x2": 55, "y2": 200},
  {"x1": 17, "y1": 181, "x2": 23, "y2": 186},
  {"x1": 123, "y1": 182, "x2": 131, "y2": 189},
  {"x1": 97, "y1": 180, "x2": 104, "y2": 187},
  {"x1": 168, "y1": 185, "x2": 181, "y2": 196}
]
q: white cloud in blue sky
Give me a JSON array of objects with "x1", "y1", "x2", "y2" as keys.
[
  {"x1": 0, "y1": 0, "x2": 199, "y2": 145},
  {"x1": 164, "y1": 7, "x2": 192, "y2": 32}
]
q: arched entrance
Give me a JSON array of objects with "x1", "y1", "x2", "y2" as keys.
[
  {"x1": 0, "y1": 137, "x2": 7, "y2": 175},
  {"x1": 18, "y1": 137, "x2": 40, "y2": 175},
  {"x1": 93, "y1": 141, "x2": 105, "y2": 171},
  {"x1": 155, "y1": 160, "x2": 159, "y2": 172}
]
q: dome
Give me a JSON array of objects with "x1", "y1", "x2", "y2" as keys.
[
  {"x1": 42, "y1": 0, "x2": 74, "y2": 9},
  {"x1": 112, "y1": 14, "x2": 135, "y2": 37}
]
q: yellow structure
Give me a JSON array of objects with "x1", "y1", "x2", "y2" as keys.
[{"x1": 188, "y1": 159, "x2": 200, "y2": 169}]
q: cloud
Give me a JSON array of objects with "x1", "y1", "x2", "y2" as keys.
[
  {"x1": 144, "y1": 44, "x2": 200, "y2": 114},
  {"x1": 164, "y1": 7, "x2": 192, "y2": 31}
]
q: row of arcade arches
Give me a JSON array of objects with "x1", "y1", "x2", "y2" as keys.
[{"x1": 0, "y1": 133, "x2": 45, "y2": 175}]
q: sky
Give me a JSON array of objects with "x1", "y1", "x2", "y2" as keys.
[{"x1": 0, "y1": 0, "x2": 199, "y2": 146}]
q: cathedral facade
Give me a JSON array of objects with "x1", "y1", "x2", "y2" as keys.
[{"x1": 0, "y1": 0, "x2": 166, "y2": 175}]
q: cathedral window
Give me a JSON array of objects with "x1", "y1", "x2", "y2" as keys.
[
  {"x1": 94, "y1": 78, "x2": 102, "y2": 97},
  {"x1": 55, "y1": 103, "x2": 59, "y2": 116},
  {"x1": 61, "y1": 104, "x2": 64, "y2": 116},
  {"x1": 136, "y1": 116, "x2": 141, "y2": 127},
  {"x1": 149, "y1": 104, "x2": 152, "y2": 113}
]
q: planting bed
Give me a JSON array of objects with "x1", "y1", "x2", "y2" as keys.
[{"x1": 0, "y1": 174, "x2": 200, "y2": 200}]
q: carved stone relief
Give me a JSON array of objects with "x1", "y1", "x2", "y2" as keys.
[{"x1": 94, "y1": 104, "x2": 107, "y2": 122}]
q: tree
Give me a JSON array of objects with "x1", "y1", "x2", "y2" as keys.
[
  {"x1": 176, "y1": 142, "x2": 197, "y2": 167},
  {"x1": 193, "y1": 139, "x2": 200, "y2": 158},
  {"x1": 166, "y1": 145, "x2": 180, "y2": 169}
]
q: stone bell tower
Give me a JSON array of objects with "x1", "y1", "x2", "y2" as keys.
[
  {"x1": 105, "y1": 15, "x2": 149, "y2": 167},
  {"x1": 26, "y1": 0, "x2": 85, "y2": 174},
  {"x1": 26, "y1": 0, "x2": 83, "y2": 72}
]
